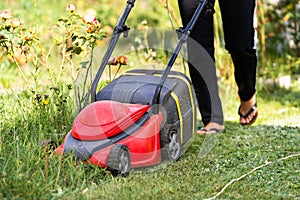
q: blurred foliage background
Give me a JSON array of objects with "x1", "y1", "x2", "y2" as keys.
[{"x1": 0, "y1": 0, "x2": 299, "y2": 91}]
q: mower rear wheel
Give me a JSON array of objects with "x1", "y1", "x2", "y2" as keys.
[{"x1": 107, "y1": 144, "x2": 131, "y2": 177}]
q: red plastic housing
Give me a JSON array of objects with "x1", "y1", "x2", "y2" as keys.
[
  {"x1": 56, "y1": 101, "x2": 163, "y2": 168},
  {"x1": 72, "y1": 101, "x2": 150, "y2": 140},
  {"x1": 89, "y1": 113, "x2": 163, "y2": 168}
]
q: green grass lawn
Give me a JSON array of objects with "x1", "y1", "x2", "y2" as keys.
[{"x1": 0, "y1": 83, "x2": 299, "y2": 200}]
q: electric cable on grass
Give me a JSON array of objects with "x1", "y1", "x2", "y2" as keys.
[{"x1": 204, "y1": 153, "x2": 300, "y2": 200}]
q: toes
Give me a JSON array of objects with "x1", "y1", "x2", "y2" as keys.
[
  {"x1": 247, "y1": 110, "x2": 256, "y2": 122},
  {"x1": 240, "y1": 116, "x2": 246, "y2": 124},
  {"x1": 240, "y1": 109, "x2": 258, "y2": 125},
  {"x1": 197, "y1": 128, "x2": 207, "y2": 134}
]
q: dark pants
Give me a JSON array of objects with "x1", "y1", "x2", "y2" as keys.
[{"x1": 178, "y1": 0, "x2": 257, "y2": 125}]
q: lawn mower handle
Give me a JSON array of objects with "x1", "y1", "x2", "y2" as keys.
[
  {"x1": 90, "y1": 0, "x2": 210, "y2": 111},
  {"x1": 151, "y1": 0, "x2": 209, "y2": 114},
  {"x1": 90, "y1": 0, "x2": 136, "y2": 103}
]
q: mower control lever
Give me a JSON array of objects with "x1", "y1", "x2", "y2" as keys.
[
  {"x1": 176, "y1": 27, "x2": 189, "y2": 42},
  {"x1": 114, "y1": 25, "x2": 130, "y2": 38}
]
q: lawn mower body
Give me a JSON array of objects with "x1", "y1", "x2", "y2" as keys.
[
  {"x1": 56, "y1": 70, "x2": 197, "y2": 171},
  {"x1": 55, "y1": 0, "x2": 209, "y2": 175}
]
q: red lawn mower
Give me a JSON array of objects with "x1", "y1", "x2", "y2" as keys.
[{"x1": 51, "y1": 0, "x2": 210, "y2": 176}]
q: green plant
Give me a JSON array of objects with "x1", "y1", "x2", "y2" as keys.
[
  {"x1": 50, "y1": 4, "x2": 106, "y2": 111},
  {"x1": 0, "y1": 9, "x2": 39, "y2": 86},
  {"x1": 262, "y1": 0, "x2": 300, "y2": 77},
  {"x1": 0, "y1": 4, "x2": 106, "y2": 112}
]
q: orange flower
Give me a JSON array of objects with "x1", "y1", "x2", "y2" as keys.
[
  {"x1": 66, "y1": 4, "x2": 76, "y2": 13},
  {"x1": 86, "y1": 25, "x2": 93, "y2": 33},
  {"x1": 117, "y1": 55, "x2": 128, "y2": 65},
  {"x1": 0, "y1": 10, "x2": 13, "y2": 20},
  {"x1": 107, "y1": 57, "x2": 118, "y2": 66}
]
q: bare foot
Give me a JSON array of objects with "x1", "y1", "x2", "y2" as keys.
[
  {"x1": 238, "y1": 94, "x2": 258, "y2": 125},
  {"x1": 197, "y1": 122, "x2": 225, "y2": 134}
]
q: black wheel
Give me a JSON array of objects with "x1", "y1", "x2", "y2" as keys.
[
  {"x1": 167, "y1": 128, "x2": 181, "y2": 161},
  {"x1": 161, "y1": 126, "x2": 181, "y2": 162},
  {"x1": 107, "y1": 144, "x2": 131, "y2": 177}
]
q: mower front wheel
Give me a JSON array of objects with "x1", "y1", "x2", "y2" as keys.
[
  {"x1": 161, "y1": 126, "x2": 182, "y2": 162},
  {"x1": 107, "y1": 144, "x2": 131, "y2": 177},
  {"x1": 167, "y1": 128, "x2": 181, "y2": 161}
]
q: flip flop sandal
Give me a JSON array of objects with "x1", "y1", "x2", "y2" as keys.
[
  {"x1": 238, "y1": 102, "x2": 258, "y2": 126},
  {"x1": 197, "y1": 127, "x2": 207, "y2": 134},
  {"x1": 197, "y1": 127, "x2": 223, "y2": 135}
]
